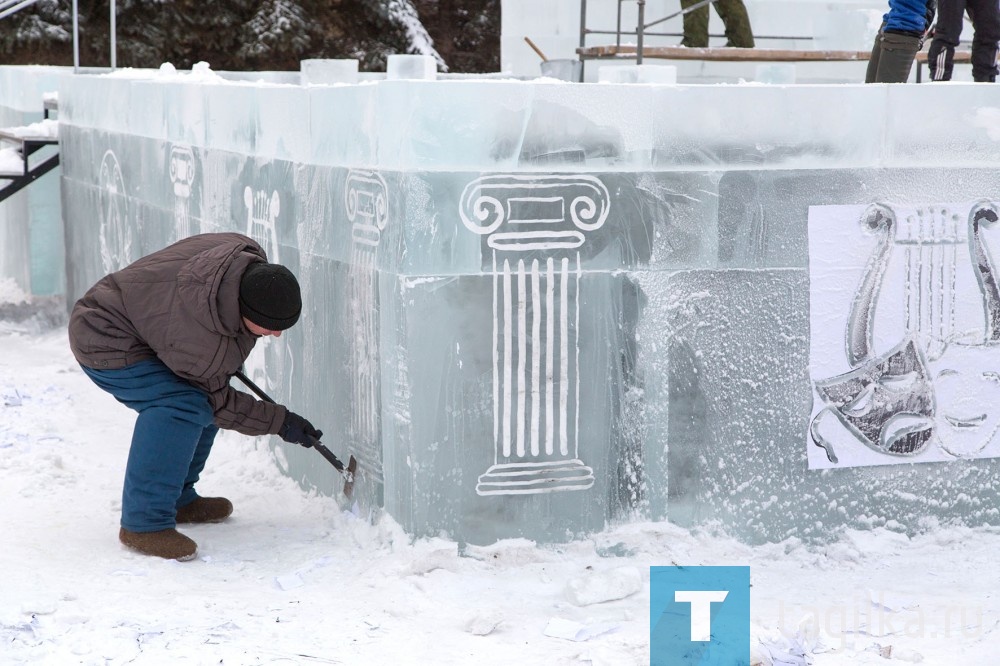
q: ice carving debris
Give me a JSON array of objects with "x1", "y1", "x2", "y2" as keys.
[
  {"x1": 465, "y1": 610, "x2": 503, "y2": 636},
  {"x1": 3, "y1": 388, "x2": 22, "y2": 407},
  {"x1": 564, "y1": 566, "x2": 642, "y2": 606},
  {"x1": 543, "y1": 617, "x2": 620, "y2": 642},
  {"x1": 461, "y1": 538, "x2": 556, "y2": 567},
  {"x1": 406, "y1": 546, "x2": 460, "y2": 576},
  {"x1": 20, "y1": 597, "x2": 57, "y2": 615},
  {"x1": 874, "y1": 644, "x2": 924, "y2": 662}
]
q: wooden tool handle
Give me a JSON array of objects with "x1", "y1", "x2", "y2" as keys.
[{"x1": 524, "y1": 36, "x2": 548, "y2": 62}]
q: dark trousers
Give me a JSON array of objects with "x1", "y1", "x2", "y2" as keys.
[
  {"x1": 82, "y1": 359, "x2": 219, "y2": 532},
  {"x1": 928, "y1": 0, "x2": 1000, "y2": 81},
  {"x1": 680, "y1": 0, "x2": 755, "y2": 48},
  {"x1": 866, "y1": 25, "x2": 923, "y2": 83}
]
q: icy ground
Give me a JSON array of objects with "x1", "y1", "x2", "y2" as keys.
[{"x1": 2, "y1": 317, "x2": 999, "y2": 665}]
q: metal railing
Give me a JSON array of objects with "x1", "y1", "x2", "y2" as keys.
[
  {"x1": 579, "y1": 0, "x2": 812, "y2": 66},
  {"x1": 0, "y1": 0, "x2": 116, "y2": 71},
  {"x1": 72, "y1": 0, "x2": 116, "y2": 71},
  {"x1": 0, "y1": 0, "x2": 39, "y2": 21}
]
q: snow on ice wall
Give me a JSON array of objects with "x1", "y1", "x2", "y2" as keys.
[
  {"x1": 0, "y1": 66, "x2": 65, "y2": 298},
  {"x1": 34, "y1": 64, "x2": 1000, "y2": 545}
]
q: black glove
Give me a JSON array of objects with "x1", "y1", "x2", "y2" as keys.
[{"x1": 279, "y1": 411, "x2": 323, "y2": 447}]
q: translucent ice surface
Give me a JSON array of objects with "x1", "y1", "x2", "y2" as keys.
[
  {"x1": 6, "y1": 62, "x2": 1000, "y2": 545},
  {"x1": 0, "y1": 65, "x2": 67, "y2": 297},
  {"x1": 387, "y1": 55, "x2": 437, "y2": 81}
]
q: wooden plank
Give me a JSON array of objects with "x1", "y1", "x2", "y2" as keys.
[{"x1": 577, "y1": 45, "x2": 871, "y2": 62}]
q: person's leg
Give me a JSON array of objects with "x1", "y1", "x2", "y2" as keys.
[
  {"x1": 928, "y1": 0, "x2": 967, "y2": 80},
  {"x1": 714, "y1": 0, "x2": 755, "y2": 47},
  {"x1": 177, "y1": 423, "x2": 219, "y2": 509},
  {"x1": 681, "y1": 0, "x2": 710, "y2": 48},
  {"x1": 870, "y1": 30, "x2": 924, "y2": 83},
  {"x1": 120, "y1": 404, "x2": 209, "y2": 530},
  {"x1": 968, "y1": 0, "x2": 1000, "y2": 81},
  {"x1": 81, "y1": 360, "x2": 215, "y2": 532},
  {"x1": 866, "y1": 23, "x2": 886, "y2": 83}
]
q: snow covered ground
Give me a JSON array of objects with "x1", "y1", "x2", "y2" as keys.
[{"x1": 2, "y1": 303, "x2": 999, "y2": 665}]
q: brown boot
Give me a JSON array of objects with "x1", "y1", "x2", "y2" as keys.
[
  {"x1": 175, "y1": 496, "x2": 233, "y2": 524},
  {"x1": 119, "y1": 527, "x2": 197, "y2": 561}
]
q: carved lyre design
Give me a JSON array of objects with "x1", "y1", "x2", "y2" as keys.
[
  {"x1": 99, "y1": 149, "x2": 132, "y2": 273},
  {"x1": 242, "y1": 186, "x2": 286, "y2": 395},
  {"x1": 845, "y1": 203, "x2": 896, "y2": 367},
  {"x1": 969, "y1": 201, "x2": 1000, "y2": 343},
  {"x1": 812, "y1": 201, "x2": 1000, "y2": 465}
]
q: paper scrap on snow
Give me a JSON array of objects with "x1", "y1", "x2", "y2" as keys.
[
  {"x1": 757, "y1": 626, "x2": 826, "y2": 666},
  {"x1": 867, "y1": 589, "x2": 916, "y2": 613},
  {"x1": 275, "y1": 573, "x2": 304, "y2": 591}
]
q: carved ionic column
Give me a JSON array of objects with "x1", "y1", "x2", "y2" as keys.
[
  {"x1": 345, "y1": 170, "x2": 388, "y2": 482},
  {"x1": 170, "y1": 145, "x2": 196, "y2": 239},
  {"x1": 460, "y1": 174, "x2": 610, "y2": 495}
]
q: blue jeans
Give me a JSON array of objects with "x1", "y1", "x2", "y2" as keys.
[{"x1": 81, "y1": 359, "x2": 219, "y2": 532}]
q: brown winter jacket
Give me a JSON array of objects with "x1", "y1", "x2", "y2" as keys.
[{"x1": 68, "y1": 232, "x2": 286, "y2": 436}]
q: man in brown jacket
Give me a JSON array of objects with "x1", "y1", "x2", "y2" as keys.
[{"x1": 69, "y1": 232, "x2": 322, "y2": 561}]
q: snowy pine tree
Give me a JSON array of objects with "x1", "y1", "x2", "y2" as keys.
[
  {"x1": 0, "y1": 0, "x2": 498, "y2": 72},
  {"x1": 0, "y1": 0, "x2": 70, "y2": 58}
]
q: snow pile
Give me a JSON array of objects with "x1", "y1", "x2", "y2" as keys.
[
  {"x1": 0, "y1": 117, "x2": 58, "y2": 174},
  {"x1": 0, "y1": 277, "x2": 28, "y2": 305},
  {"x1": 0, "y1": 146, "x2": 25, "y2": 174},
  {"x1": 102, "y1": 61, "x2": 228, "y2": 84},
  {"x1": 1, "y1": 117, "x2": 58, "y2": 139}
]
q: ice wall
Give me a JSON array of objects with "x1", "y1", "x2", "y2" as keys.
[
  {"x1": 47, "y1": 64, "x2": 1000, "y2": 545},
  {"x1": 0, "y1": 66, "x2": 66, "y2": 298}
]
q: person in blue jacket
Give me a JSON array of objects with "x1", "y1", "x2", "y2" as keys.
[{"x1": 866, "y1": 0, "x2": 937, "y2": 82}]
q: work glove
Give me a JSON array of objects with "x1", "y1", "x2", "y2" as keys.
[{"x1": 279, "y1": 410, "x2": 323, "y2": 447}]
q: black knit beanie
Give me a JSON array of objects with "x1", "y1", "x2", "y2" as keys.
[{"x1": 239, "y1": 262, "x2": 302, "y2": 331}]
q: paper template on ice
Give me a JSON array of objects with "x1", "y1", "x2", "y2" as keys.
[{"x1": 807, "y1": 201, "x2": 1000, "y2": 469}]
